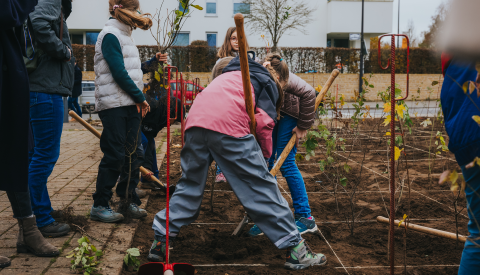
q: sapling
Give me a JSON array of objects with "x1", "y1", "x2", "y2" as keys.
[
  {"x1": 124, "y1": 248, "x2": 141, "y2": 271},
  {"x1": 66, "y1": 236, "x2": 103, "y2": 275}
]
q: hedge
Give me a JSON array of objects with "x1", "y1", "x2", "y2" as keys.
[{"x1": 72, "y1": 44, "x2": 441, "y2": 74}]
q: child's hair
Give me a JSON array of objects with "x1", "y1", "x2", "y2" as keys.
[
  {"x1": 109, "y1": 0, "x2": 152, "y2": 30},
  {"x1": 264, "y1": 52, "x2": 289, "y2": 120},
  {"x1": 212, "y1": 57, "x2": 234, "y2": 80},
  {"x1": 217, "y1": 27, "x2": 250, "y2": 59}
]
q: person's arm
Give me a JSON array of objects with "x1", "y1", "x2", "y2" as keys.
[
  {"x1": 102, "y1": 34, "x2": 145, "y2": 104},
  {"x1": 0, "y1": 0, "x2": 37, "y2": 29},
  {"x1": 285, "y1": 73, "x2": 316, "y2": 130},
  {"x1": 141, "y1": 53, "x2": 168, "y2": 74},
  {"x1": 29, "y1": 4, "x2": 70, "y2": 61},
  {"x1": 255, "y1": 84, "x2": 277, "y2": 158}
]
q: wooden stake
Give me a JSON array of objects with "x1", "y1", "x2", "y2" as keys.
[
  {"x1": 377, "y1": 216, "x2": 467, "y2": 243},
  {"x1": 234, "y1": 13, "x2": 256, "y2": 138}
]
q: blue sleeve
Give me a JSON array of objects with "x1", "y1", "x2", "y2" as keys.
[
  {"x1": 141, "y1": 56, "x2": 157, "y2": 74},
  {"x1": 102, "y1": 34, "x2": 145, "y2": 103}
]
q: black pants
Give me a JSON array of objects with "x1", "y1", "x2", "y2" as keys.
[
  {"x1": 93, "y1": 106, "x2": 144, "y2": 207},
  {"x1": 6, "y1": 190, "x2": 33, "y2": 219}
]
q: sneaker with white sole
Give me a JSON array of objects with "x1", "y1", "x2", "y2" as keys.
[
  {"x1": 126, "y1": 203, "x2": 147, "y2": 219},
  {"x1": 296, "y1": 216, "x2": 319, "y2": 235},
  {"x1": 248, "y1": 224, "x2": 264, "y2": 237},
  {"x1": 215, "y1": 173, "x2": 227, "y2": 183},
  {"x1": 90, "y1": 205, "x2": 124, "y2": 223},
  {"x1": 284, "y1": 240, "x2": 327, "y2": 270}
]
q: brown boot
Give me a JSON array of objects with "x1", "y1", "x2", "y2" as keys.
[
  {"x1": 0, "y1": 256, "x2": 11, "y2": 268},
  {"x1": 17, "y1": 216, "x2": 60, "y2": 257}
]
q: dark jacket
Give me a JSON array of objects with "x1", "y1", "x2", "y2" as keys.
[
  {"x1": 28, "y1": 0, "x2": 74, "y2": 96},
  {"x1": 72, "y1": 64, "x2": 82, "y2": 97},
  {"x1": 0, "y1": 0, "x2": 38, "y2": 192},
  {"x1": 441, "y1": 60, "x2": 480, "y2": 166},
  {"x1": 282, "y1": 73, "x2": 316, "y2": 130},
  {"x1": 222, "y1": 55, "x2": 279, "y2": 124},
  {"x1": 142, "y1": 94, "x2": 183, "y2": 138}
]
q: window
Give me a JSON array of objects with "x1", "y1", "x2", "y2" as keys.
[
  {"x1": 86, "y1": 32, "x2": 99, "y2": 45},
  {"x1": 173, "y1": 33, "x2": 190, "y2": 46},
  {"x1": 206, "y1": 33, "x2": 217, "y2": 47},
  {"x1": 206, "y1": 1, "x2": 217, "y2": 15},
  {"x1": 334, "y1": 39, "x2": 349, "y2": 48},
  {"x1": 327, "y1": 39, "x2": 332, "y2": 48},
  {"x1": 179, "y1": 1, "x2": 189, "y2": 13},
  {"x1": 233, "y1": 1, "x2": 250, "y2": 14},
  {"x1": 71, "y1": 34, "x2": 83, "y2": 45}
]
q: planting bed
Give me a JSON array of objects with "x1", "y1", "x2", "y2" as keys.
[{"x1": 124, "y1": 117, "x2": 468, "y2": 275}]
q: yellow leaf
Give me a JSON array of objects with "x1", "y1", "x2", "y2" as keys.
[
  {"x1": 340, "y1": 94, "x2": 345, "y2": 106},
  {"x1": 396, "y1": 104, "x2": 406, "y2": 119},
  {"x1": 398, "y1": 214, "x2": 408, "y2": 227},
  {"x1": 383, "y1": 102, "x2": 391, "y2": 113},
  {"x1": 470, "y1": 81, "x2": 476, "y2": 95},
  {"x1": 473, "y1": 115, "x2": 480, "y2": 126},
  {"x1": 385, "y1": 132, "x2": 391, "y2": 136},
  {"x1": 366, "y1": 105, "x2": 370, "y2": 111},
  {"x1": 382, "y1": 115, "x2": 391, "y2": 126},
  {"x1": 463, "y1": 81, "x2": 469, "y2": 94},
  {"x1": 394, "y1": 146, "x2": 403, "y2": 161},
  {"x1": 155, "y1": 71, "x2": 161, "y2": 82},
  {"x1": 449, "y1": 170, "x2": 458, "y2": 185}
]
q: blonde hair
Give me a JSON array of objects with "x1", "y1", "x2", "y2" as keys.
[
  {"x1": 212, "y1": 57, "x2": 234, "y2": 80},
  {"x1": 264, "y1": 52, "x2": 289, "y2": 120},
  {"x1": 109, "y1": 0, "x2": 152, "y2": 30},
  {"x1": 217, "y1": 27, "x2": 250, "y2": 59}
]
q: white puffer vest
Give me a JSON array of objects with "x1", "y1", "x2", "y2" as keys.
[{"x1": 94, "y1": 19, "x2": 143, "y2": 112}]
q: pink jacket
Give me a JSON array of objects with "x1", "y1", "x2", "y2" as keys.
[{"x1": 185, "y1": 71, "x2": 275, "y2": 157}]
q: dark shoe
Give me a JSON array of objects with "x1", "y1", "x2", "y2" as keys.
[
  {"x1": 0, "y1": 256, "x2": 11, "y2": 268},
  {"x1": 136, "y1": 188, "x2": 148, "y2": 199},
  {"x1": 17, "y1": 216, "x2": 60, "y2": 257},
  {"x1": 90, "y1": 205, "x2": 124, "y2": 223},
  {"x1": 38, "y1": 221, "x2": 70, "y2": 238},
  {"x1": 284, "y1": 240, "x2": 327, "y2": 270}
]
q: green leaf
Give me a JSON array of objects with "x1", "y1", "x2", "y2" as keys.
[
  {"x1": 190, "y1": 4, "x2": 203, "y2": 10},
  {"x1": 84, "y1": 272, "x2": 90, "y2": 275},
  {"x1": 376, "y1": 104, "x2": 379, "y2": 109},
  {"x1": 340, "y1": 177, "x2": 347, "y2": 186},
  {"x1": 319, "y1": 160, "x2": 325, "y2": 171},
  {"x1": 175, "y1": 10, "x2": 184, "y2": 16},
  {"x1": 344, "y1": 164, "x2": 351, "y2": 173},
  {"x1": 95, "y1": 251, "x2": 103, "y2": 257},
  {"x1": 90, "y1": 244, "x2": 97, "y2": 252},
  {"x1": 126, "y1": 248, "x2": 140, "y2": 257},
  {"x1": 124, "y1": 254, "x2": 129, "y2": 266},
  {"x1": 327, "y1": 156, "x2": 334, "y2": 164},
  {"x1": 432, "y1": 80, "x2": 439, "y2": 86},
  {"x1": 369, "y1": 84, "x2": 374, "y2": 88}
]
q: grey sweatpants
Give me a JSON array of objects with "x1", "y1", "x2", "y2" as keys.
[{"x1": 152, "y1": 127, "x2": 301, "y2": 249}]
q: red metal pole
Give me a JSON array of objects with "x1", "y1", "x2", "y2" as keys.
[
  {"x1": 389, "y1": 35, "x2": 396, "y2": 275},
  {"x1": 180, "y1": 73, "x2": 185, "y2": 148}
]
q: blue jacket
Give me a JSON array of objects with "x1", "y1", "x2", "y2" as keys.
[{"x1": 441, "y1": 60, "x2": 480, "y2": 166}]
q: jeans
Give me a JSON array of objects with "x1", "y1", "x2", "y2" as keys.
[
  {"x1": 458, "y1": 164, "x2": 480, "y2": 275},
  {"x1": 141, "y1": 132, "x2": 159, "y2": 181},
  {"x1": 29, "y1": 92, "x2": 64, "y2": 227},
  {"x1": 268, "y1": 114, "x2": 311, "y2": 219},
  {"x1": 94, "y1": 106, "x2": 143, "y2": 207},
  {"x1": 6, "y1": 190, "x2": 33, "y2": 219},
  {"x1": 67, "y1": 96, "x2": 82, "y2": 117}
]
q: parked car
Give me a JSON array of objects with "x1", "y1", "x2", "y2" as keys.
[
  {"x1": 170, "y1": 80, "x2": 204, "y2": 104},
  {"x1": 79, "y1": 81, "x2": 95, "y2": 114}
]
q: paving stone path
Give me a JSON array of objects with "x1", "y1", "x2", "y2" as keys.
[{"x1": 0, "y1": 126, "x2": 168, "y2": 275}]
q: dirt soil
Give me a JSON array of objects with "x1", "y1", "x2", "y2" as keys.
[{"x1": 123, "y1": 119, "x2": 468, "y2": 275}]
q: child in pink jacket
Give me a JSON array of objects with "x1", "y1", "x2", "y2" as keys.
[{"x1": 148, "y1": 56, "x2": 327, "y2": 270}]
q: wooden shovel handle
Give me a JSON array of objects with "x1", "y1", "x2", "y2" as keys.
[
  {"x1": 377, "y1": 216, "x2": 467, "y2": 242},
  {"x1": 270, "y1": 69, "x2": 340, "y2": 176},
  {"x1": 234, "y1": 13, "x2": 256, "y2": 139},
  {"x1": 68, "y1": 110, "x2": 166, "y2": 188}
]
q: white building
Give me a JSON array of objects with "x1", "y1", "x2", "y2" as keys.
[{"x1": 67, "y1": 0, "x2": 393, "y2": 50}]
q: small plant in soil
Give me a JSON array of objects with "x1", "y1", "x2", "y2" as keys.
[
  {"x1": 123, "y1": 248, "x2": 141, "y2": 271},
  {"x1": 66, "y1": 236, "x2": 103, "y2": 275}
]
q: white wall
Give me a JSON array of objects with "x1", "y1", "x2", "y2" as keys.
[{"x1": 67, "y1": 0, "x2": 392, "y2": 48}]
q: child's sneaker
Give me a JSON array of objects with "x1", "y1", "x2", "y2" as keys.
[
  {"x1": 127, "y1": 203, "x2": 148, "y2": 219},
  {"x1": 147, "y1": 239, "x2": 166, "y2": 262},
  {"x1": 90, "y1": 205, "x2": 124, "y2": 223},
  {"x1": 248, "y1": 224, "x2": 264, "y2": 237},
  {"x1": 147, "y1": 236, "x2": 174, "y2": 262},
  {"x1": 295, "y1": 216, "x2": 318, "y2": 235},
  {"x1": 284, "y1": 240, "x2": 327, "y2": 270},
  {"x1": 215, "y1": 173, "x2": 227, "y2": 183}
]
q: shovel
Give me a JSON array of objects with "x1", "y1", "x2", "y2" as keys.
[{"x1": 68, "y1": 110, "x2": 175, "y2": 195}]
